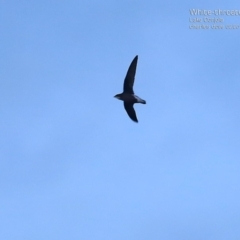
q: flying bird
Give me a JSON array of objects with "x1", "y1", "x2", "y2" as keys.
[{"x1": 114, "y1": 55, "x2": 146, "y2": 123}]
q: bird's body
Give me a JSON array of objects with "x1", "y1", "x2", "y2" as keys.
[
  {"x1": 114, "y1": 93, "x2": 146, "y2": 104},
  {"x1": 114, "y1": 55, "x2": 146, "y2": 122}
]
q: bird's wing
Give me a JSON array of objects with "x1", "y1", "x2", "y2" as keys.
[
  {"x1": 123, "y1": 55, "x2": 138, "y2": 94},
  {"x1": 124, "y1": 102, "x2": 138, "y2": 122}
]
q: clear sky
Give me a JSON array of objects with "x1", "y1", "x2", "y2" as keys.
[{"x1": 1, "y1": 1, "x2": 240, "y2": 239}]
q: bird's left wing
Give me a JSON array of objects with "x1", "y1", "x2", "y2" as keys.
[{"x1": 123, "y1": 55, "x2": 138, "y2": 94}]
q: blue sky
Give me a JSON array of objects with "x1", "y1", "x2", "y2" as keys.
[{"x1": 1, "y1": 1, "x2": 240, "y2": 239}]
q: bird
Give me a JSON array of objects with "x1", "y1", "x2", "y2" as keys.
[{"x1": 114, "y1": 55, "x2": 146, "y2": 123}]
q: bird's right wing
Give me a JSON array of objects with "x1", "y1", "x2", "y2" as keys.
[
  {"x1": 123, "y1": 55, "x2": 138, "y2": 94},
  {"x1": 124, "y1": 102, "x2": 138, "y2": 122}
]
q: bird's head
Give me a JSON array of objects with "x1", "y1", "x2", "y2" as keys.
[{"x1": 114, "y1": 94, "x2": 121, "y2": 99}]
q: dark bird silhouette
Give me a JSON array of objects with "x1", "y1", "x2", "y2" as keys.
[{"x1": 114, "y1": 55, "x2": 146, "y2": 122}]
